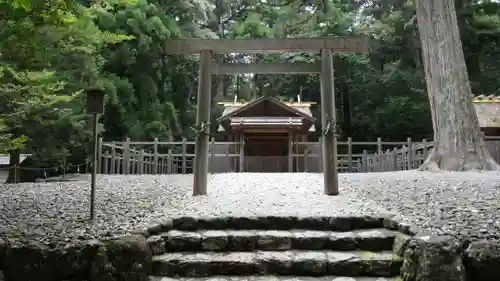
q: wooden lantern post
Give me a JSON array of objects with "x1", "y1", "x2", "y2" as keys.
[{"x1": 86, "y1": 89, "x2": 105, "y2": 220}]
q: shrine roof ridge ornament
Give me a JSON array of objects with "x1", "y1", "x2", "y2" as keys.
[
  {"x1": 164, "y1": 36, "x2": 370, "y2": 54},
  {"x1": 473, "y1": 94, "x2": 500, "y2": 102}
]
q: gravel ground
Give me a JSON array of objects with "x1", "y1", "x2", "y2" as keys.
[
  {"x1": 340, "y1": 171, "x2": 500, "y2": 241},
  {"x1": 1, "y1": 171, "x2": 499, "y2": 243}
]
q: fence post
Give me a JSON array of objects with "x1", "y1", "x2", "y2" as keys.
[
  {"x1": 379, "y1": 152, "x2": 383, "y2": 171},
  {"x1": 131, "y1": 151, "x2": 135, "y2": 174},
  {"x1": 97, "y1": 137, "x2": 103, "y2": 174},
  {"x1": 102, "y1": 152, "x2": 109, "y2": 174},
  {"x1": 210, "y1": 137, "x2": 215, "y2": 173},
  {"x1": 368, "y1": 153, "x2": 373, "y2": 172},
  {"x1": 147, "y1": 151, "x2": 152, "y2": 174},
  {"x1": 160, "y1": 156, "x2": 164, "y2": 174},
  {"x1": 380, "y1": 150, "x2": 384, "y2": 172},
  {"x1": 295, "y1": 143, "x2": 299, "y2": 172},
  {"x1": 122, "y1": 137, "x2": 130, "y2": 174},
  {"x1": 304, "y1": 148, "x2": 309, "y2": 172},
  {"x1": 377, "y1": 137, "x2": 383, "y2": 153},
  {"x1": 138, "y1": 150, "x2": 144, "y2": 174},
  {"x1": 164, "y1": 157, "x2": 167, "y2": 174},
  {"x1": 421, "y1": 138, "x2": 429, "y2": 161},
  {"x1": 379, "y1": 150, "x2": 384, "y2": 172},
  {"x1": 224, "y1": 144, "x2": 230, "y2": 173},
  {"x1": 407, "y1": 137, "x2": 414, "y2": 169},
  {"x1": 141, "y1": 151, "x2": 145, "y2": 174},
  {"x1": 239, "y1": 138, "x2": 245, "y2": 172},
  {"x1": 416, "y1": 151, "x2": 423, "y2": 168},
  {"x1": 153, "y1": 137, "x2": 159, "y2": 174},
  {"x1": 392, "y1": 147, "x2": 398, "y2": 171},
  {"x1": 347, "y1": 137, "x2": 353, "y2": 172},
  {"x1": 381, "y1": 149, "x2": 387, "y2": 171},
  {"x1": 400, "y1": 145, "x2": 407, "y2": 170},
  {"x1": 376, "y1": 137, "x2": 383, "y2": 172},
  {"x1": 288, "y1": 132, "x2": 293, "y2": 172},
  {"x1": 168, "y1": 149, "x2": 173, "y2": 174},
  {"x1": 355, "y1": 158, "x2": 361, "y2": 172},
  {"x1": 362, "y1": 149, "x2": 368, "y2": 172},
  {"x1": 149, "y1": 150, "x2": 153, "y2": 173},
  {"x1": 132, "y1": 151, "x2": 137, "y2": 174},
  {"x1": 110, "y1": 141, "x2": 116, "y2": 174},
  {"x1": 182, "y1": 137, "x2": 187, "y2": 174},
  {"x1": 318, "y1": 137, "x2": 323, "y2": 173}
]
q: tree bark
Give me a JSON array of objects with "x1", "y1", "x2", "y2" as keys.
[{"x1": 415, "y1": 0, "x2": 499, "y2": 171}]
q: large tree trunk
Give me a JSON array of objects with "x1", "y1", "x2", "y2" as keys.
[{"x1": 415, "y1": 0, "x2": 499, "y2": 171}]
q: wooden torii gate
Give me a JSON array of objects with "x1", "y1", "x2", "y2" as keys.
[{"x1": 164, "y1": 37, "x2": 369, "y2": 196}]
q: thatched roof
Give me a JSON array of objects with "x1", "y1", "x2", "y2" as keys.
[
  {"x1": 217, "y1": 96, "x2": 316, "y2": 132},
  {"x1": 473, "y1": 95, "x2": 500, "y2": 128},
  {"x1": 0, "y1": 154, "x2": 30, "y2": 165},
  {"x1": 218, "y1": 96, "x2": 314, "y2": 121}
]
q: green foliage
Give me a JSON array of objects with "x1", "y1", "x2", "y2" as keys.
[
  {"x1": 96, "y1": 0, "x2": 198, "y2": 140},
  {"x1": 0, "y1": 0, "x2": 130, "y2": 169}
]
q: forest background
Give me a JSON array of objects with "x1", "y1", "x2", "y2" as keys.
[{"x1": 1, "y1": 0, "x2": 499, "y2": 172}]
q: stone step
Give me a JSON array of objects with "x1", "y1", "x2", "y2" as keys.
[
  {"x1": 148, "y1": 229, "x2": 395, "y2": 254},
  {"x1": 167, "y1": 216, "x2": 386, "y2": 231},
  {"x1": 151, "y1": 250, "x2": 402, "y2": 277},
  {"x1": 150, "y1": 276, "x2": 399, "y2": 281}
]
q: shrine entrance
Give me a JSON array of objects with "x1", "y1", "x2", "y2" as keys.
[
  {"x1": 164, "y1": 37, "x2": 369, "y2": 196},
  {"x1": 217, "y1": 96, "x2": 316, "y2": 173}
]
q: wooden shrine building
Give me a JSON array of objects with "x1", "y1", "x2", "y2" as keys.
[
  {"x1": 217, "y1": 96, "x2": 317, "y2": 172},
  {"x1": 473, "y1": 95, "x2": 500, "y2": 136}
]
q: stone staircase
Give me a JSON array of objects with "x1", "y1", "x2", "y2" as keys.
[{"x1": 147, "y1": 216, "x2": 403, "y2": 281}]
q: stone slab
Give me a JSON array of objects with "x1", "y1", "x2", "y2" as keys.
[
  {"x1": 157, "y1": 229, "x2": 396, "y2": 252},
  {"x1": 151, "y1": 250, "x2": 401, "y2": 277},
  {"x1": 149, "y1": 276, "x2": 399, "y2": 281},
  {"x1": 171, "y1": 216, "x2": 386, "y2": 231}
]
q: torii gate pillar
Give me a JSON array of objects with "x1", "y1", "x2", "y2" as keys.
[
  {"x1": 192, "y1": 49, "x2": 212, "y2": 195},
  {"x1": 320, "y1": 49, "x2": 338, "y2": 195}
]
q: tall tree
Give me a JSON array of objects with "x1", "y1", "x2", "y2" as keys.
[
  {"x1": 415, "y1": 0, "x2": 499, "y2": 171},
  {"x1": 1, "y1": 0, "x2": 130, "y2": 182}
]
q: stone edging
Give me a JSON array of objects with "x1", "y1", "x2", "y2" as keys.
[
  {"x1": 132, "y1": 216, "x2": 390, "y2": 234},
  {"x1": 0, "y1": 235, "x2": 152, "y2": 281},
  {"x1": 383, "y1": 216, "x2": 500, "y2": 281}
]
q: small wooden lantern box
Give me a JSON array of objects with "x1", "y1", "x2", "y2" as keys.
[{"x1": 86, "y1": 89, "x2": 105, "y2": 114}]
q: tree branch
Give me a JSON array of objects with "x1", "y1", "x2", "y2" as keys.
[
  {"x1": 258, "y1": 0, "x2": 297, "y2": 7},
  {"x1": 285, "y1": 10, "x2": 316, "y2": 27}
]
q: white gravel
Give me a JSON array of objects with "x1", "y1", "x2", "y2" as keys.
[
  {"x1": 340, "y1": 170, "x2": 500, "y2": 241},
  {"x1": 1, "y1": 171, "x2": 500, "y2": 243},
  {"x1": 162, "y1": 173, "x2": 392, "y2": 218}
]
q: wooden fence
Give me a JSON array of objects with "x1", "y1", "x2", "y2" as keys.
[
  {"x1": 361, "y1": 136, "x2": 500, "y2": 172},
  {"x1": 96, "y1": 137, "x2": 500, "y2": 174}
]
